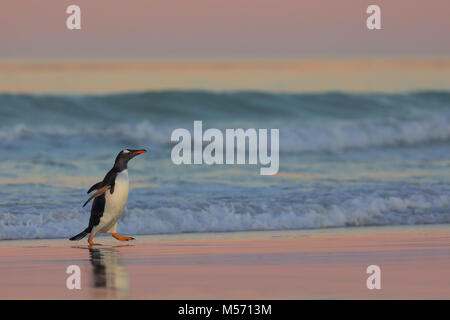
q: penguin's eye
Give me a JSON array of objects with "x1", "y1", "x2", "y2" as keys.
[{"x1": 122, "y1": 149, "x2": 131, "y2": 154}]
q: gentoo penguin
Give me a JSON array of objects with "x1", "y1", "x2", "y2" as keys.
[{"x1": 69, "y1": 149, "x2": 146, "y2": 245}]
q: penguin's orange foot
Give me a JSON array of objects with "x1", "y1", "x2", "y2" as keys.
[
  {"x1": 112, "y1": 233, "x2": 135, "y2": 241},
  {"x1": 88, "y1": 242, "x2": 102, "y2": 246},
  {"x1": 88, "y1": 235, "x2": 102, "y2": 246}
]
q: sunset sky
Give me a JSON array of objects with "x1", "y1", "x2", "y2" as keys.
[{"x1": 1, "y1": 0, "x2": 449, "y2": 59}]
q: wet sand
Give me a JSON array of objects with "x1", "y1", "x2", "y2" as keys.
[{"x1": 0, "y1": 224, "x2": 449, "y2": 299}]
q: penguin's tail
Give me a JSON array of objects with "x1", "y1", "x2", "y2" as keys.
[{"x1": 69, "y1": 228, "x2": 89, "y2": 241}]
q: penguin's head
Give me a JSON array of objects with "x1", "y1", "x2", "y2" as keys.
[{"x1": 114, "y1": 149, "x2": 147, "y2": 170}]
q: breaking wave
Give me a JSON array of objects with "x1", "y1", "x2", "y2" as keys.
[
  {"x1": 1, "y1": 115, "x2": 449, "y2": 153},
  {"x1": 1, "y1": 186, "x2": 448, "y2": 240},
  {"x1": 1, "y1": 90, "x2": 449, "y2": 240},
  {"x1": 1, "y1": 90, "x2": 449, "y2": 153}
]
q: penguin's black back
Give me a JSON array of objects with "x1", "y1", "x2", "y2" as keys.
[
  {"x1": 87, "y1": 193, "x2": 106, "y2": 231},
  {"x1": 85, "y1": 166, "x2": 125, "y2": 231}
]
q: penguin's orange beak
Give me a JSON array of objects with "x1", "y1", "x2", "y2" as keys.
[{"x1": 133, "y1": 149, "x2": 147, "y2": 155}]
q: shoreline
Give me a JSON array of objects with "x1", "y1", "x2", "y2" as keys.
[
  {"x1": 2, "y1": 223, "x2": 448, "y2": 243},
  {"x1": 0, "y1": 224, "x2": 449, "y2": 299}
]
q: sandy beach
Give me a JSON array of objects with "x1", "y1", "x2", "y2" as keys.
[{"x1": 0, "y1": 224, "x2": 448, "y2": 299}]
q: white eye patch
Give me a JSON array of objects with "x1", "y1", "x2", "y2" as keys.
[{"x1": 122, "y1": 149, "x2": 131, "y2": 154}]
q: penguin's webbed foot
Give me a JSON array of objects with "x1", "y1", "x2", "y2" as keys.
[
  {"x1": 88, "y1": 234, "x2": 102, "y2": 246},
  {"x1": 112, "y1": 233, "x2": 135, "y2": 241}
]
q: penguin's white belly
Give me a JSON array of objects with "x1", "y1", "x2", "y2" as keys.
[{"x1": 96, "y1": 170, "x2": 129, "y2": 234}]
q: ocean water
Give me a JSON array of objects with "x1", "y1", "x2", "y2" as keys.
[{"x1": 0, "y1": 91, "x2": 449, "y2": 240}]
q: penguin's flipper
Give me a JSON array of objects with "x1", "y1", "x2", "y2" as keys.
[
  {"x1": 87, "y1": 181, "x2": 103, "y2": 194},
  {"x1": 83, "y1": 185, "x2": 111, "y2": 207}
]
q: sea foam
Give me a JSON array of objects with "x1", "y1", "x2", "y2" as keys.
[{"x1": 1, "y1": 190, "x2": 448, "y2": 240}]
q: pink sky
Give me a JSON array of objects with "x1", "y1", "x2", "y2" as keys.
[{"x1": 0, "y1": 0, "x2": 449, "y2": 58}]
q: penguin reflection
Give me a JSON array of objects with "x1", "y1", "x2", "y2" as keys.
[{"x1": 89, "y1": 247, "x2": 130, "y2": 298}]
